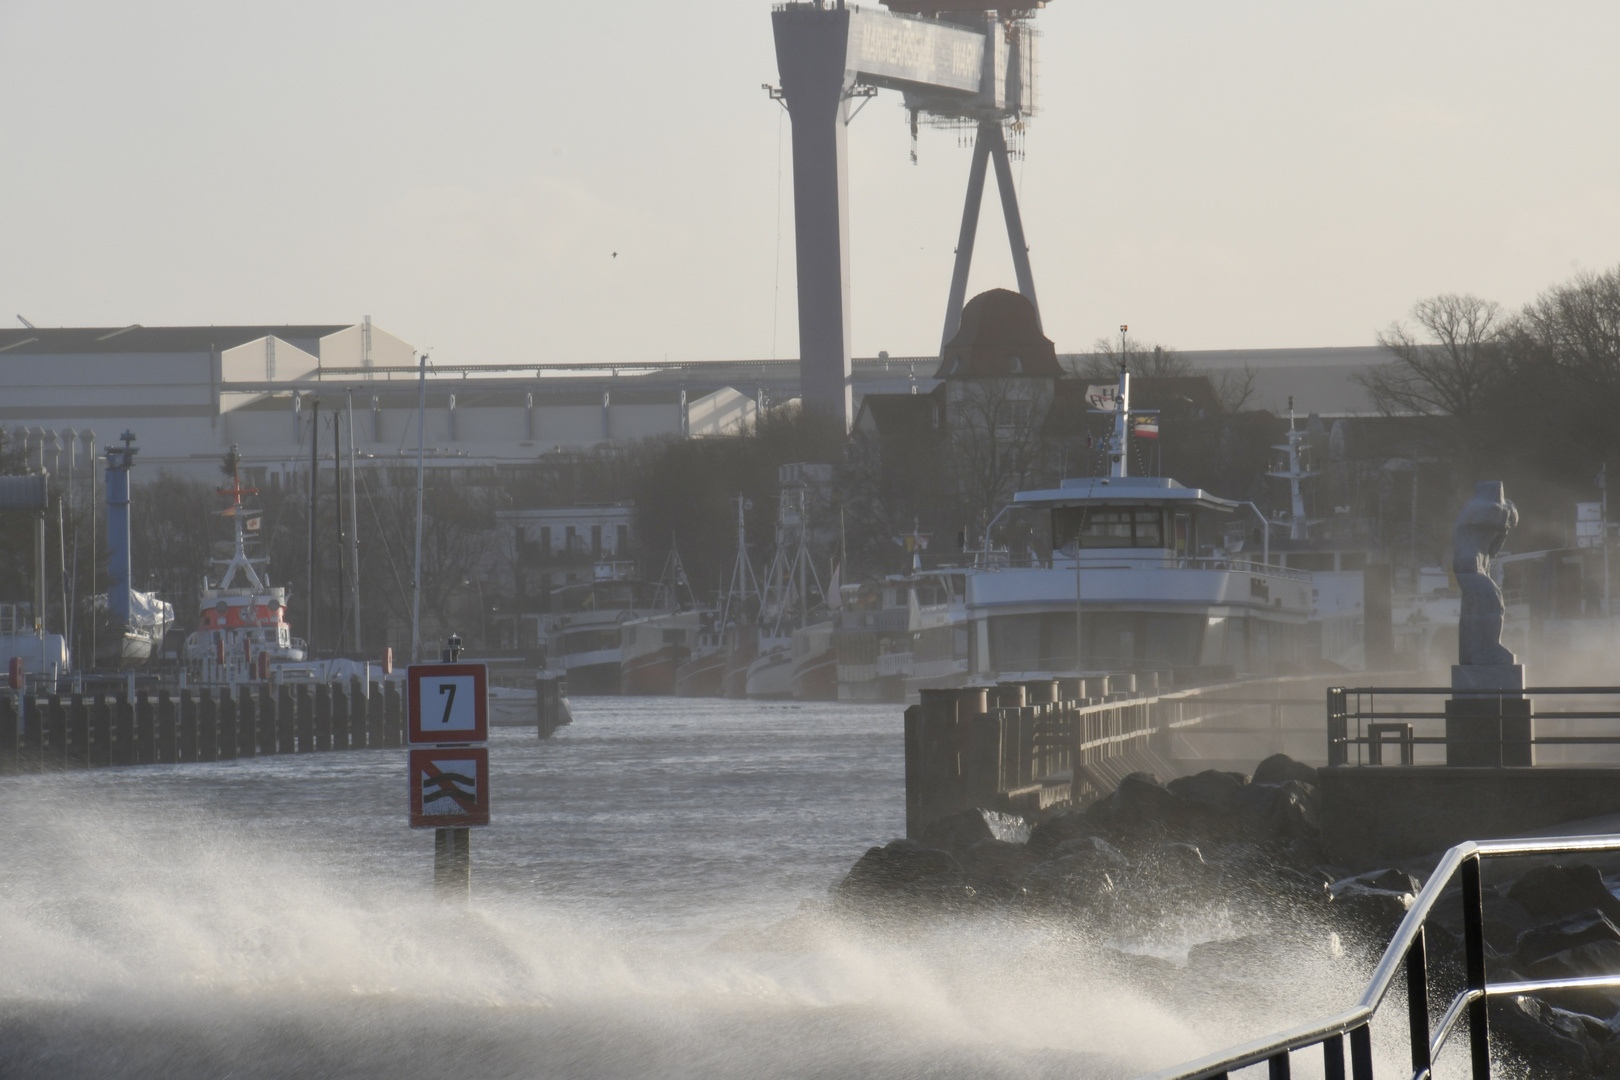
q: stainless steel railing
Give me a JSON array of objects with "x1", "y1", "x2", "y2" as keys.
[{"x1": 1136, "y1": 833, "x2": 1620, "y2": 1080}]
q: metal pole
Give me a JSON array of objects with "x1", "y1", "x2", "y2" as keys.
[
  {"x1": 1461, "y1": 853, "x2": 1491, "y2": 1078},
  {"x1": 412, "y1": 353, "x2": 427, "y2": 662},
  {"x1": 334, "y1": 410, "x2": 345, "y2": 654},
  {"x1": 88, "y1": 440, "x2": 97, "y2": 666},
  {"x1": 347, "y1": 390, "x2": 362, "y2": 652},
  {"x1": 985, "y1": 121, "x2": 1039, "y2": 323},
  {"x1": 56, "y1": 496, "x2": 67, "y2": 670},
  {"x1": 307, "y1": 398, "x2": 319, "y2": 658}
]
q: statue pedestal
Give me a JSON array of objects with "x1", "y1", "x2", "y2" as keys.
[{"x1": 1446, "y1": 664, "x2": 1531, "y2": 767}]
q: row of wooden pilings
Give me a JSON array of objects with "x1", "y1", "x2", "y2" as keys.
[
  {"x1": 0, "y1": 679, "x2": 406, "y2": 773},
  {"x1": 903, "y1": 674, "x2": 1166, "y2": 839}
]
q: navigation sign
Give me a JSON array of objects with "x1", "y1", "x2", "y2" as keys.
[
  {"x1": 409, "y1": 746, "x2": 490, "y2": 828},
  {"x1": 407, "y1": 662, "x2": 488, "y2": 744}
]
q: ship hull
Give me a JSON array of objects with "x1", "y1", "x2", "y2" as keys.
[
  {"x1": 675, "y1": 649, "x2": 726, "y2": 697},
  {"x1": 620, "y1": 647, "x2": 681, "y2": 695}
]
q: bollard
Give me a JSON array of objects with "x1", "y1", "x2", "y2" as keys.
[
  {"x1": 314, "y1": 684, "x2": 333, "y2": 752},
  {"x1": 295, "y1": 684, "x2": 315, "y2": 752},
  {"x1": 993, "y1": 683, "x2": 1026, "y2": 709},
  {"x1": 217, "y1": 691, "x2": 239, "y2": 761},
  {"x1": 1056, "y1": 676, "x2": 1083, "y2": 704},
  {"x1": 177, "y1": 689, "x2": 198, "y2": 762},
  {"x1": 69, "y1": 693, "x2": 89, "y2": 768},
  {"x1": 198, "y1": 691, "x2": 218, "y2": 762},
  {"x1": 1024, "y1": 680, "x2": 1059, "y2": 704},
  {"x1": 434, "y1": 827, "x2": 471, "y2": 902},
  {"x1": 156, "y1": 690, "x2": 177, "y2": 763},
  {"x1": 331, "y1": 682, "x2": 350, "y2": 751},
  {"x1": 46, "y1": 694, "x2": 67, "y2": 770}
]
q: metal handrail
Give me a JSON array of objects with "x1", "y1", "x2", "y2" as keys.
[{"x1": 1136, "y1": 833, "x2": 1620, "y2": 1080}]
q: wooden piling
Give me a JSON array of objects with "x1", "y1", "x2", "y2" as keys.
[
  {"x1": 295, "y1": 684, "x2": 314, "y2": 752},
  {"x1": 434, "y1": 827, "x2": 471, "y2": 902},
  {"x1": 156, "y1": 690, "x2": 177, "y2": 763},
  {"x1": 383, "y1": 681, "x2": 403, "y2": 747},
  {"x1": 348, "y1": 677, "x2": 368, "y2": 750},
  {"x1": 330, "y1": 682, "x2": 350, "y2": 751},
  {"x1": 235, "y1": 687, "x2": 257, "y2": 758},
  {"x1": 46, "y1": 694, "x2": 67, "y2": 770},
  {"x1": 177, "y1": 689, "x2": 198, "y2": 762},
  {"x1": 134, "y1": 691, "x2": 157, "y2": 765},
  {"x1": 0, "y1": 692, "x2": 19, "y2": 773},
  {"x1": 197, "y1": 690, "x2": 218, "y2": 762},
  {"x1": 69, "y1": 693, "x2": 89, "y2": 768},
  {"x1": 91, "y1": 694, "x2": 113, "y2": 766},
  {"x1": 113, "y1": 693, "x2": 136, "y2": 766},
  {"x1": 257, "y1": 685, "x2": 277, "y2": 755},
  {"x1": 217, "y1": 690, "x2": 238, "y2": 761},
  {"x1": 366, "y1": 680, "x2": 385, "y2": 748},
  {"x1": 314, "y1": 684, "x2": 332, "y2": 752},
  {"x1": 277, "y1": 684, "x2": 296, "y2": 754}
]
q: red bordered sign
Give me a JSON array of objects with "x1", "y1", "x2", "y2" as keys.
[
  {"x1": 407, "y1": 663, "x2": 488, "y2": 744},
  {"x1": 409, "y1": 746, "x2": 490, "y2": 828}
]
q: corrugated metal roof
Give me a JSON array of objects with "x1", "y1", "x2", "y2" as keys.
[{"x1": 0, "y1": 325, "x2": 351, "y2": 356}]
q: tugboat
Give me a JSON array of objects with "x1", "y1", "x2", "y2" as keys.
[{"x1": 182, "y1": 447, "x2": 305, "y2": 680}]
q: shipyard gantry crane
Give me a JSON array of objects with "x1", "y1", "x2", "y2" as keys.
[{"x1": 771, "y1": 0, "x2": 1045, "y2": 427}]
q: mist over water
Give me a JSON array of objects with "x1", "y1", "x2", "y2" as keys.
[{"x1": 0, "y1": 699, "x2": 1374, "y2": 1079}]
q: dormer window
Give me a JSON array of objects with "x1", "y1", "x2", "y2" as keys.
[{"x1": 1008, "y1": 355, "x2": 1022, "y2": 374}]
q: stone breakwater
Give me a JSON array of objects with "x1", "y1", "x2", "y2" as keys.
[{"x1": 834, "y1": 755, "x2": 1620, "y2": 1078}]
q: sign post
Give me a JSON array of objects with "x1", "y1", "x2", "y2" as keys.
[{"x1": 407, "y1": 636, "x2": 488, "y2": 901}]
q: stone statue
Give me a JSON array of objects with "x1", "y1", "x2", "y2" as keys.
[{"x1": 1453, "y1": 481, "x2": 1519, "y2": 666}]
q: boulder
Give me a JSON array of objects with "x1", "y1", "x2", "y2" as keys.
[
  {"x1": 1235, "y1": 780, "x2": 1320, "y2": 841},
  {"x1": 1525, "y1": 938, "x2": 1620, "y2": 982},
  {"x1": 1102, "y1": 772, "x2": 1185, "y2": 830},
  {"x1": 1508, "y1": 865, "x2": 1620, "y2": 926},
  {"x1": 1252, "y1": 753, "x2": 1317, "y2": 786},
  {"x1": 1492, "y1": 995, "x2": 1596, "y2": 1074},
  {"x1": 917, "y1": 807, "x2": 1029, "y2": 855},
  {"x1": 1517, "y1": 909, "x2": 1620, "y2": 969},
  {"x1": 1166, "y1": 770, "x2": 1247, "y2": 811},
  {"x1": 1327, "y1": 881, "x2": 1412, "y2": 939},
  {"x1": 1027, "y1": 809, "x2": 1099, "y2": 857},
  {"x1": 1049, "y1": 835, "x2": 1130, "y2": 871},
  {"x1": 835, "y1": 839, "x2": 959, "y2": 899},
  {"x1": 959, "y1": 837, "x2": 1037, "y2": 885}
]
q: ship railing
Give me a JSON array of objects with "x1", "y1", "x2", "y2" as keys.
[
  {"x1": 1134, "y1": 832, "x2": 1620, "y2": 1080},
  {"x1": 1326, "y1": 684, "x2": 1620, "y2": 767},
  {"x1": 973, "y1": 554, "x2": 1312, "y2": 582}
]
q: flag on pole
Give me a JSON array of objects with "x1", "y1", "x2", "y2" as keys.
[
  {"x1": 245, "y1": 515, "x2": 262, "y2": 531},
  {"x1": 1086, "y1": 385, "x2": 1120, "y2": 411},
  {"x1": 827, "y1": 562, "x2": 842, "y2": 610},
  {"x1": 1133, "y1": 413, "x2": 1159, "y2": 439}
]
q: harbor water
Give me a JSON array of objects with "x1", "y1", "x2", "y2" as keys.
[{"x1": 0, "y1": 697, "x2": 1362, "y2": 1079}]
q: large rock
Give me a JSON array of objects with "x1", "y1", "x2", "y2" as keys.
[
  {"x1": 1492, "y1": 995, "x2": 1596, "y2": 1074},
  {"x1": 1516, "y1": 909, "x2": 1620, "y2": 969},
  {"x1": 1252, "y1": 753, "x2": 1317, "y2": 786},
  {"x1": 1235, "y1": 780, "x2": 1320, "y2": 841},
  {"x1": 1525, "y1": 938, "x2": 1620, "y2": 982},
  {"x1": 1101, "y1": 772, "x2": 1186, "y2": 831},
  {"x1": 918, "y1": 808, "x2": 1028, "y2": 855},
  {"x1": 1017, "y1": 837, "x2": 1128, "y2": 905},
  {"x1": 1166, "y1": 770, "x2": 1247, "y2": 812},
  {"x1": 1027, "y1": 809, "x2": 1100, "y2": 856},
  {"x1": 834, "y1": 839, "x2": 959, "y2": 899},
  {"x1": 959, "y1": 837, "x2": 1036, "y2": 886},
  {"x1": 1508, "y1": 865, "x2": 1620, "y2": 926}
]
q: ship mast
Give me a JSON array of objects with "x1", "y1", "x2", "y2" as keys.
[
  {"x1": 1267, "y1": 397, "x2": 1320, "y2": 541},
  {"x1": 213, "y1": 445, "x2": 265, "y2": 592},
  {"x1": 1106, "y1": 325, "x2": 1131, "y2": 479}
]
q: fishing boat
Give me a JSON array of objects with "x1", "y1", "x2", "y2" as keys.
[
  {"x1": 182, "y1": 447, "x2": 305, "y2": 680},
  {"x1": 536, "y1": 561, "x2": 658, "y2": 695},
  {"x1": 746, "y1": 487, "x2": 825, "y2": 698},
  {"x1": 619, "y1": 545, "x2": 716, "y2": 695}
]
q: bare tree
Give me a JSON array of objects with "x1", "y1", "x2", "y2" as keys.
[
  {"x1": 944, "y1": 377, "x2": 1053, "y2": 527},
  {"x1": 1357, "y1": 294, "x2": 1507, "y2": 422},
  {"x1": 1215, "y1": 365, "x2": 1259, "y2": 412},
  {"x1": 1514, "y1": 267, "x2": 1620, "y2": 395},
  {"x1": 1071, "y1": 340, "x2": 1192, "y2": 383}
]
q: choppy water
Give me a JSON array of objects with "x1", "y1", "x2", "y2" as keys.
[{"x1": 0, "y1": 697, "x2": 1386, "y2": 1079}]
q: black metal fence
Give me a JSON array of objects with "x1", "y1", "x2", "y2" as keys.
[
  {"x1": 1327, "y1": 686, "x2": 1620, "y2": 767},
  {"x1": 0, "y1": 679, "x2": 407, "y2": 772},
  {"x1": 1137, "y1": 832, "x2": 1620, "y2": 1080}
]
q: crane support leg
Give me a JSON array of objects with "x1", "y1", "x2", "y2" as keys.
[
  {"x1": 772, "y1": 6, "x2": 855, "y2": 430},
  {"x1": 986, "y1": 122, "x2": 1040, "y2": 327},
  {"x1": 940, "y1": 130, "x2": 992, "y2": 350}
]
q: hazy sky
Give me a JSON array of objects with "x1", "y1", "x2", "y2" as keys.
[{"x1": 3, "y1": 2, "x2": 1618, "y2": 365}]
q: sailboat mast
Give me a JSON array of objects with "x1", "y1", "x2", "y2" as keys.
[{"x1": 347, "y1": 389, "x2": 361, "y2": 652}]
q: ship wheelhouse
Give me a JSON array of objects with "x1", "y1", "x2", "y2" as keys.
[{"x1": 960, "y1": 475, "x2": 1313, "y2": 678}]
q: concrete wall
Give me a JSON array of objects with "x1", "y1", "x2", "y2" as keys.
[{"x1": 1320, "y1": 765, "x2": 1620, "y2": 866}]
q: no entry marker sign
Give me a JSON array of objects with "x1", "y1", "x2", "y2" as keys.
[
  {"x1": 409, "y1": 746, "x2": 490, "y2": 828},
  {"x1": 407, "y1": 663, "x2": 489, "y2": 744}
]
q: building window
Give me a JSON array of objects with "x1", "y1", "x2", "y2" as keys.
[
  {"x1": 566, "y1": 525, "x2": 578, "y2": 555},
  {"x1": 616, "y1": 524, "x2": 628, "y2": 554},
  {"x1": 591, "y1": 524, "x2": 602, "y2": 558},
  {"x1": 540, "y1": 526, "x2": 552, "y2": 557}
]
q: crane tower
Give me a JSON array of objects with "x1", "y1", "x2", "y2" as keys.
[{"x1": 771, "y1": 0, "x2": 1043, "y2": 428}]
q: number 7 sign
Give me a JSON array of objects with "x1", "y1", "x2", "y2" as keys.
[{"x1": 407, "y1": 663, "x2": 489, "y2": 744}]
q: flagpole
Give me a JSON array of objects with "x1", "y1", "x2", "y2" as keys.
[{"x1": 411, "y1": 352, "x2": 427, "y2": 663}]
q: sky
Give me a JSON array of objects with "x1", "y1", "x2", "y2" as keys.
[{"x1": 3, "y1": 1, "x2": 1618, "y2": 365}]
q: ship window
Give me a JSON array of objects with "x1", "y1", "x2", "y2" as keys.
[{"x1": 1054, "y1": 508, "x2": 1167, "y2": 549}]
